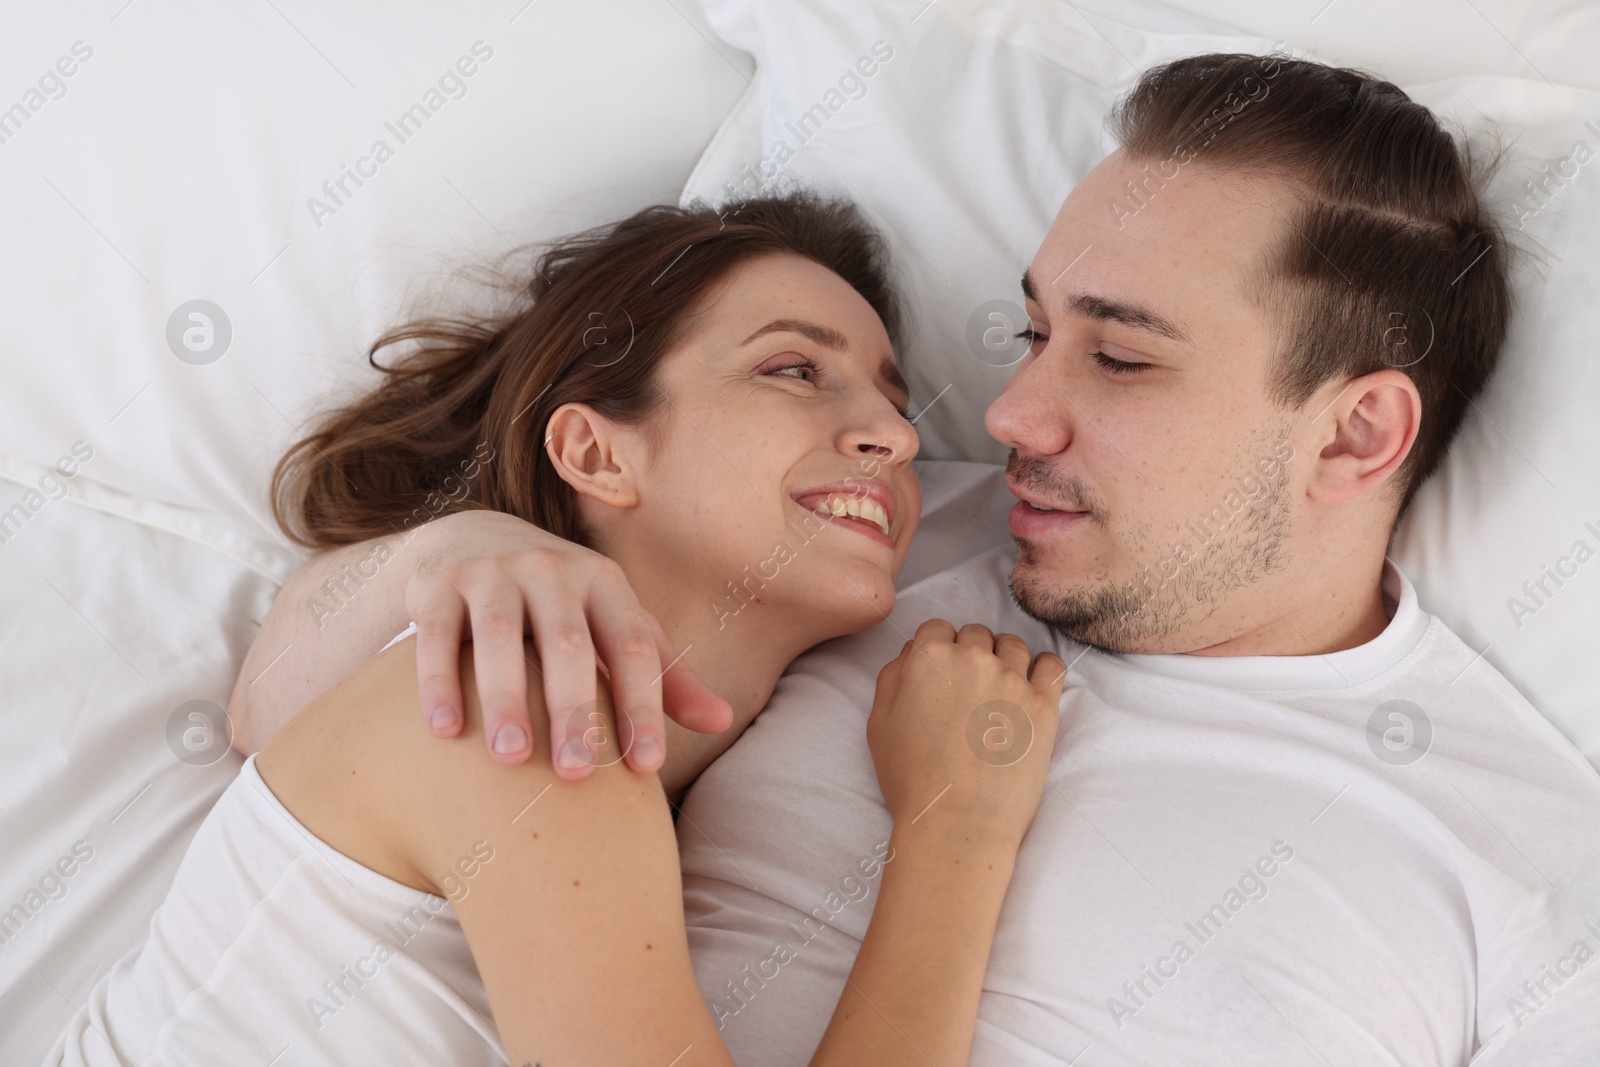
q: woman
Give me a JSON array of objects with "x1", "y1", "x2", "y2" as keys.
[{"x1": 47, "y1": 194, "x2": 1063, "y2": 1065}]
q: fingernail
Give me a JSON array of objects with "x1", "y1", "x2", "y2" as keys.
[
  {"x1": 632, "y1": 735, "x2": 662, "y2": 767},
  {"x1": 429, "y1": 706, "x2": 456, "y2": 730},
  {"x1": 558, "y1": 736, "x2": 590, "y2": 769},
  {"x1": 492, "y1": 723, "x2": 529, "y2": 755}
]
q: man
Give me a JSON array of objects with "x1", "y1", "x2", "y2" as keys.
[{"x1": 234, "y1": 53, "x2": 1600, "y2": 1063}]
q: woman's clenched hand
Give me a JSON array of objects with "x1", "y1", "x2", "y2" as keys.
[{"x1": 868, "y1": 619, "x2": 1065, "y2": 848}]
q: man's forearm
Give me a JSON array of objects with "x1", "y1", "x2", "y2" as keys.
[{"x1": 228, "y1": 527, "x2": 431, "y2": 753}]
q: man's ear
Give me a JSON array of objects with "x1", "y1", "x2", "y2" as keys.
[
  {"x1": 1307, "y1": 369, "x2": 1421, "y2": 505},
  {"x1": 544, "y1": 403, "x2": 641, "y2": 509}
]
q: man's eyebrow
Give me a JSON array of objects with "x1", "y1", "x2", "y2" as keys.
[
  {"x1": 739, "y1": 319, "x2": 850, "y2": 351},
  {"x1": 1067, "y1": 293, "x2": 1195, "y2": 347},
  {"x1": 1019, "y1": 269, "x2": 1194, "y2": 347}
]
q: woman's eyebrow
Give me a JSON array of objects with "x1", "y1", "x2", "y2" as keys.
[
  {"x1": 739, "y1": 318, "x2": 850, "y2": 350},
  {"x1": 738, "y1": 317, "x2": 905, "y2": 395}
]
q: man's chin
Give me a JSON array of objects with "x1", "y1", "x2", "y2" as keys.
[
  {"x1": 1011, "y1": 592, "x2": 1134, "y2": 654},
  {"x1": 1008, "y1": 563, "x2": 1185, "y2": 655}
]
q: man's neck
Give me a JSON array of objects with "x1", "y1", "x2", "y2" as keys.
[{"x1": 1187, "y1": 552, "x2": 1392, "y2": 658}]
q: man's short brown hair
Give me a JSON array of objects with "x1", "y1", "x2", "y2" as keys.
[{"x1": 1108, "y1": 53, "x2": 1512, "y2": 510}]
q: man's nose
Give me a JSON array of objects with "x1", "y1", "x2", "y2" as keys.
[{"x1": 985, "y1": 358, "x2": 1073, "y2": 456}]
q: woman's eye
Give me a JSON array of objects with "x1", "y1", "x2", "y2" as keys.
[
  {"x1": 1091, "y1": 351, "x2": 1151, "y2": 375},
  {"x1": 766, "y1": 358, "x2": 820, "y2": 383},
  {"x1": 1016, "y1": 327, "x2": 1048, "y2": 346}
]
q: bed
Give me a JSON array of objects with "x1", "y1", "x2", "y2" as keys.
[{"x1": 2, "y1": 0, "x2": 1596, "y2": 1062}]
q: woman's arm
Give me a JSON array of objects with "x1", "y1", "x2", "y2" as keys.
[
  {"x1": 258, "y1": 619, "x2": 1061, "y2": 1065},
  {"x1": 230, "y1": 530, "x2": 421, "y2": 754},
  {"x1": 232, "y1": 510, "x2": 730, "y2": 774},
  {"x1": 820, "y1": 828, "x2": 1020, "y2": 1060},
  {"x1": 810, "y1": 619, "x2": 1064, "y2": 1062}
]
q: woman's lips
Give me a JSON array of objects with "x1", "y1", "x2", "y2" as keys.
[
  {"x1": 792, "y1": 497, "x2": 897, "y2": 548},
  {"x1": 1008, "y1": 499, "x2": 1090, "y2": 539},
  {"x1": 791, "y1": 480, "x2": 897, "y2": 528},
  {"x1": 790, "y1": 479, "x2": 898, "y2": 549}
]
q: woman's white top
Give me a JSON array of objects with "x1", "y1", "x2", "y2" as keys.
[{"x1": 43, "y1": 753, "x2": 504, "y2": 1066}]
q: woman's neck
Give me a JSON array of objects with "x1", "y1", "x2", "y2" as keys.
[{"x1": 621, "y1": 560, "x2": 845, "y2": 797}]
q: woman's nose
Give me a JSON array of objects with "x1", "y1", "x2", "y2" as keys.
[{"x1": 847, "y1": 414, "x2": 919, "y2": 466}]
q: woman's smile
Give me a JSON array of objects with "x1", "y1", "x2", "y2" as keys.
[{"x1": 791, "y1": 479, "x2": 898, "y2": 546}]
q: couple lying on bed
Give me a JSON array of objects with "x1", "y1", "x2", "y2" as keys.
[{"x1": 51, "y1": 53, "x2": 1600, "y2": 1066}]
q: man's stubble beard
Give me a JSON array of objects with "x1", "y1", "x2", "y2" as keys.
[{"x1": 1009, "y1": 467, "x2": 1294, "y2": 654}]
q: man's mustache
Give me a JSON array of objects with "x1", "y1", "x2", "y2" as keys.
[{"x1": 1006, "y1": 450, "x2": 1107, "y2": 525}]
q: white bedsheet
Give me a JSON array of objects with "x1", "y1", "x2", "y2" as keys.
[{"x1": 0, "y1": 486, "x2": 267, "y2": 1062}]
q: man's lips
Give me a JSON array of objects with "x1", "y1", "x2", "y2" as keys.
[
  {"x1": 1005, "y1": 478, "x2": 1091, "y2": 539},
  {"x1": 1008, "y1": 500, "x2": 1091, "y2": 539}
]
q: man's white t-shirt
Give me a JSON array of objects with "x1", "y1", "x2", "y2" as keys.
[{"x1": 677, "y1": 462, "x2": 1600, "y2": 1066}]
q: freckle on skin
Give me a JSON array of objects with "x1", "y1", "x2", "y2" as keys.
[{"x1": 573, "y1": 879, "x2": 580, "y2": 887}]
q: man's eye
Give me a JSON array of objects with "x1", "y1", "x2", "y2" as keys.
[
  {"x1": 1016, "y1": 328, "x2": 1048, "y2": 345},
  {"x1": 1091, "y1": 351, "x2": 1151, "y2": 375}
]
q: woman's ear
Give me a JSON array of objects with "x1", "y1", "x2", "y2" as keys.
[
  {"x1": 544, "y1": 403, "x2": 641, "y2": 509},
  {"x1": 1307, "y1": 369, "x2": 1421, "y2": 505}
]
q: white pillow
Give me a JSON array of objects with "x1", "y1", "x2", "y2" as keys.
[
  {"x1": 1392, "y1": 75, "x2": 1600, "y2": 771},
  {"x1": 0, "y1": 0, "x2": 750, "y2": 564},
  {"x1": 680, "y1": 0, "x2": 1600, "y2": 766},
  {"x1": 684, "y1": 0, "x2": 1281, "y2": 463}
]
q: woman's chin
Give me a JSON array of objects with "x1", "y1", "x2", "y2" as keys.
[{"x1": 802, "y1": 562, "x2": 897, "y2": 634}]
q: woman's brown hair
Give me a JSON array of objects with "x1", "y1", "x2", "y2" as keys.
[{"x1": 271, "y1": 193, "x2": 901, "y2": 549}]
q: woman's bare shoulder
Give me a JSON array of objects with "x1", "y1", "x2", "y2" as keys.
[
  {"x1": 255, "y1": 638, "x2": 717, "y2": 1062},
  {"x1": 255, "y1": 636, "x2": 661, "y2": 896}
]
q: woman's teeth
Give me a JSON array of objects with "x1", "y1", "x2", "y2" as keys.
[{"x1": 814, "y1": 494, "x2": 890, "y2": 536}]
